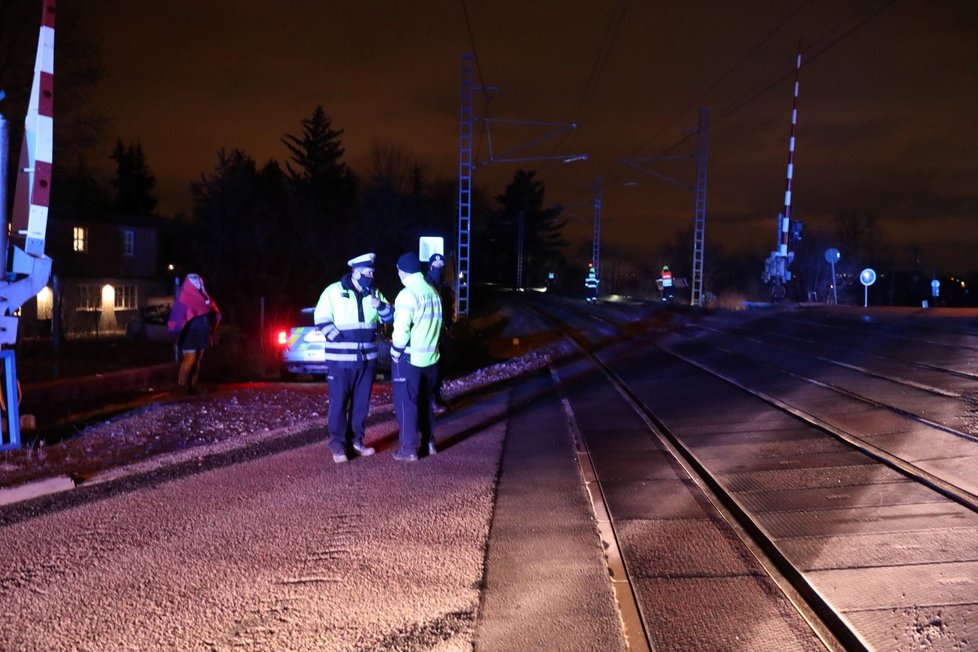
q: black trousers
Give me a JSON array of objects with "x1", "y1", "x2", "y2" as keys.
[
  {"x1": 392, "y1": 359, "x2": 438, "y2": 454},
  {"x1": 326, "y1": 361, "x2": 376, "y2": 454}
]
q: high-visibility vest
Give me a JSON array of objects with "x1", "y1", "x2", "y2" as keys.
[
  {"x1": 392, "y1": 272, "x2": 443, "y2": 367},
  {"x1": 661, "y1": 269, "x2": 673, "y2": 288},
  {"x1": 314, "y1": 276, "x2": 393, "y2": 364}
]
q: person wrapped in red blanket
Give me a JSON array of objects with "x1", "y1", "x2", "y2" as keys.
[{"x1": 167, "y1": 273, "x2": 221, "y2": 393}]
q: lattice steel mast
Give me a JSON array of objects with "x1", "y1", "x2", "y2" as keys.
[
  {"x1": 592, "y1": 176, "x2": 602, "y2": 279},
  {"x1": 454, "y1": 54, "x2": 475, "y2": 318},
  {"x1": 454, "y1": 53, "x2": 586, "y2": 316},
  {"x1": 691, "y1": 108, "x2": 709, "y2": 307}
]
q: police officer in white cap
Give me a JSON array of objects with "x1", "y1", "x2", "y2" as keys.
[{"x1": 314, "y1": 253, "x2": 393, "y2": 463}]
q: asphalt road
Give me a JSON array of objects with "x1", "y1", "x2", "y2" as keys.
[{"x1": 0, "y1": 371, "x2": 626, "y2": 651}]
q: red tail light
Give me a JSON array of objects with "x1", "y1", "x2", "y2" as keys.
[{"x1": 276, "y1": 330, "x2": 288, "y2": 346}]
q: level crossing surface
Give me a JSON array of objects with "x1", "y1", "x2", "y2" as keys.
[
  {"x1": 4, "y1": 298, "x2": 977, "y2": 650},
  {"x1": 536, "y1": 297, "x2": 978, "y2": 650}
]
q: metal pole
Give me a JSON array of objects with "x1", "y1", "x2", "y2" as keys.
[
  {"x1": 259, "y1": 296, "x2": 265, "y2": 378},
  {"x1": 516, "y1": 210, "x2": 524, "y2": 289},
  {"x1": 0, "y1": 113, "x2": 8, "y2": 277},
  {"x1": 455, "y1": 54, "x2": 474, "y2": 318},
  {"x1": 692, "y1": 108, "x2": 709, "y2": 307},
  {"x1": 0, "y1": 350, "x2": 20, "y2": 449},
  {"x1": 592, "y1": 176, "x2": 601, "y2": 280},
  {"x1": 830, "y1": 262, "x2": 838, "y2": 304},
  {"x1": 52, "y1": 273, "x2": 61, "y2": 351}
]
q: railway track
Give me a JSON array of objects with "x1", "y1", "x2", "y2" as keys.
[{"x1": 531, "y1": 296, "x2": 978, "y2": 651}]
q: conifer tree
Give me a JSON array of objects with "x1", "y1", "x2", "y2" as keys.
[{"x1": 109, "y1": 140, "x2": 158, "y2": 214}]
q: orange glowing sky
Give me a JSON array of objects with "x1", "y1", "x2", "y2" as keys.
[{"x1": 78, "y1": 0, "x2": 978, "y2": 273}]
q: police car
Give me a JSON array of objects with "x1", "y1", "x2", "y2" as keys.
[
  {"x1": 276, "y1": 307, "x2": 392, "y2": 381},
  {"x1": 277, "y1": 307, "x2": 328, "y2": 380}
]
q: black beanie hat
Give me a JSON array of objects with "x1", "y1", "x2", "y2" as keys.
[{"x1": 397, "y1": 252, "x2": 421, "y2": 274}]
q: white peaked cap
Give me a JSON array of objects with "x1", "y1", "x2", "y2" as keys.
[{"x1": 347, "y1": 253, "x2": 376, "y2": 269}]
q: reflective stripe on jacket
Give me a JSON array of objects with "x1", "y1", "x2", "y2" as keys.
[
  {"x1": 392, "y1": 272, "x2": 442, "y2": 367},
  {"x1": 313, "y1": 275, "x2": 393, "y2": 363}
]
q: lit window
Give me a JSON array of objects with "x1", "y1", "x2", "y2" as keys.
[
  {"x1": 77, "y1": 284, "x2": 100, "y2": 311},
  {"x1": 114, "y1": 285, "x2": 137, "y2": 310},
  {"x1": 123, "y1": 230, "x2": 134, "y2": 256},
  {"x1": 73, "y1": 227, "x2": 87, "y2": 252},
  {"x1": 101, "y1": 284, "x2": 115, "y2": 309}
]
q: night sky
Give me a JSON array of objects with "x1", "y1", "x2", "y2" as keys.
[{"x1": 77, "y1": 1, "x2": 978, "y2": 273}]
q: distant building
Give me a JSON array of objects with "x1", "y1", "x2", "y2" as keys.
[{"x1": 19, "y1": 213, "x2": 171, "y2": 339}]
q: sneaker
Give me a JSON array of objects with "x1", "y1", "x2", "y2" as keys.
[
  {"x1": 352, "y1": 443, "x2": 375, "y2": 457},
  {"x1": 427, "y1": 442, "x2": 438, "y2": 456},
  {"x1": 392, "y1": 450, "x2": 418, "y2": 462},
  {"x1": 332, "y1": 452, "x2": 349, "y2": 464}
]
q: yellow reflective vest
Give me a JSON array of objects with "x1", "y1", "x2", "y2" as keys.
[
  {"x1": 392, "y1": 272, "x2": 442, "y2": 368},
  {"x1": 313, "y1": 275, "x2": 393, "y2": 364}
]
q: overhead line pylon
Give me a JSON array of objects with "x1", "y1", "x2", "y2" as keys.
[
  {"x1": 621, "y1": 108, "x2": 710, "y2": 307},
  {"x1": 454, "y1": 53, "x2": 587, "y2": 318}
]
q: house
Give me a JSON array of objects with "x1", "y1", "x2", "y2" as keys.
[{"x1": 20, "y1": 213, "x2": 172, "y2": 339}]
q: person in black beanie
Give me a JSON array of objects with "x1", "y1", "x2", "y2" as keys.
[
  {"x1": 425, "y1": 253, "x2": 452, "y2": 412},
  {"x1": 391, "y1": 252, "x2": 443, "y2": 460}
]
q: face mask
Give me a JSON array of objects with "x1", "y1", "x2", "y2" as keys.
[{"x1": 357, "y1": 274, "x2": 373, "y2": 293}]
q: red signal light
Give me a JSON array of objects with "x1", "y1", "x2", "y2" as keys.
[{"x1": 276, "y1": 330, "x2": 288, "y2": 347}]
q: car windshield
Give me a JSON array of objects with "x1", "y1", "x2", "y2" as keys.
[{"x1": 144, "y1": 303, "x2": 171, "y2": 324}]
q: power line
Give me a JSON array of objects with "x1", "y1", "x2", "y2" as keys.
[
  {"x1": 569, "y1": 0, "x2": 629, "y2": 143},
  {"x1": 614, "y1": 0, "x2": 900, "y2": 181},
  {"x1": 624, "y1": 0, "x2": 817, "y2": 161},
  {"x1": 543, "y1": 0, "x2": 629, "y2": 185},
  {"x1": 711, "y1": 0, "x2": 901, "y2": 131},
  {"x1": 458, "y1": 0, "x2": 494, "y2": 163},
  {"x1": 587, "y1": 0, "x2": 825, "y2": 198}
]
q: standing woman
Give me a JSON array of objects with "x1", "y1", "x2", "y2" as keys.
[{"x1": 167, "y1": 273, "x2": 221, "y2": 393}]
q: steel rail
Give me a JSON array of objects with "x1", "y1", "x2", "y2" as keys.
[
  {"x1": 568, "y1": 302, "x2": 978, "y2": 514},
  {"x1": 696, "y1": 321, "x2": 978, "y2": 388},
  {"x1": 529, "y1": 299, "x2": 859, "y2": 652},
  {"x1": 776, "y1": 314, "x2": 978, "y2": 354},
  {"x1": 688, "y1": 325, "x2": 978, "y2": 438}
]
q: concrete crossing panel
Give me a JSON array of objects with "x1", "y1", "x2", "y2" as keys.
[
  {"x1": 616, "y1": 518, "x2": 758, "y2": 577},
  {"x1": 760, "y1": 502, "x2": 978, "y2": 539},
  {"x1": 736, "y1": 481, "x2": 940, "y2": 513},
  {"x1": 808, "y1": 560, "x2": 978, "y2": 611},
  {"x1": 845, "y1": 602, "x2": 978, "y2": 650},
  {"x1": 632, "y1": 576, "x2": 824, "y2": 652},
  {"x1": 602, "y1": 479, "x2": 712, "y2": 520},
  {"x1": 778, "y1": 526, "x2": 978, "y2": 570},
  {"x1": 721, "y1": 464, "x2": 905, "y2": 493}
]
